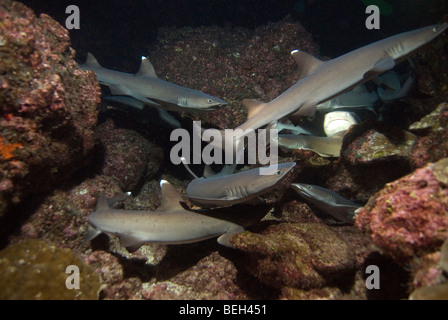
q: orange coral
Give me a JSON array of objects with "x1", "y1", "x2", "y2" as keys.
[{"x1": 0, "y1": 136, "x2": 22, "y2": 160}]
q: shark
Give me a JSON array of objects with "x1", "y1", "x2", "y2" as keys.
[
  {"x1": 274, "y1": 131, "x2": 345, "y2": 157},
  {"x1": 85, "y1": 180, "x2": 246, "y2": 251},
  {"x1": 291, "y1": 183, "x2": 361, "y2": 223},
  {"x1": 181, "y1": 159, "x2": 296, "y2": 207},
  {"x1": 201, "y1": 23, "x2": 448, "y2": 150},
  {"x1": 81, "y1": 53, "x2": 228, "y2": 111}
]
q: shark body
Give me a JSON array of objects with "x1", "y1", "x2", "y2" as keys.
[
  {"x1": 291, "y1": 183, "x2": 360, "y2": 223},
  {"x1": 275, "y1": 132, "x2": 345, "y2": 157},
  {"x1": 184, "y1": 162, "x2": 296, "y2": 207},
  {"x1": 81, "y1": 53, "x2": 227, "y2": 111},
  {"x1": 207, "y1": 24, "x2": 447, "y2": 150},
  {"x1": 85, "y1": 180, "x2": 245, "y2": 251}
]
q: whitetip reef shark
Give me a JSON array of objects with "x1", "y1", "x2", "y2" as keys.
[
  {"x1": 201, "y1": 23, "x2": 448, "y2": 150},
  {"x1": 81, "y1": 53, "x2": 227, "y2": 111},
  {"x1": 85, "y1": 180, "x2": 246, "y2": 251},
  {"x1": 181, "y1": 158, "x2": 296, "y2": 208},
  {"x1": 291, "y1": 183, "x2": 361, "y2": 223},
  {"x1": 274, "y1": 131, "x2": 345, "y2": 157}
]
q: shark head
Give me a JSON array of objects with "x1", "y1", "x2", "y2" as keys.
[
  {"x1": 245, "y1": 162, "x2": 296, "y2": 194},
  {"x1": 387, "y1": 23, "x2": 448, "y2": 60},
  {"x1": 177, "y1": 94, "x2": 228, "y2": 110},
  {"x1": 291, "y1": 183, "x2": 336, "y2": 204}
]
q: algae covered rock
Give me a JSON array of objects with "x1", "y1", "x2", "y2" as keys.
[
  {"x1": 355, "y1": 159, "x2": 448, "y2": 258},
  {"x1": 409, "y1": 102, "x2": 448, "y2": 169},
  {"x1": 231, "y1": 222, "x2": 355, "y2": 290},
  {"x1": 0, "y1": 240, "x2": 101, "y2": 299}
]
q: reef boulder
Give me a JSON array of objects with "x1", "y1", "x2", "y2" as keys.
[
  {"x1": 0, "y1": 0, "x2": 100, "y2": 217},
  {"x1": 230, "y1": 222, "x2": 356, "y2": 290},
  {"x1": 355, "y1": 158, "x2": 448, "y2": 258}
]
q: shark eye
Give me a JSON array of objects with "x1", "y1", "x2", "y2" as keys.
[
  {"x1": 276, "y1": 170, "x2": 282, "y2": 175},
  {"x1": 207, "y1": 99, "x2": 213, "y2": 104}
]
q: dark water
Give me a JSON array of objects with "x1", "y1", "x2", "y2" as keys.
[{"x1": 20, "y1": 0, "x2": 448, "y2": 61}]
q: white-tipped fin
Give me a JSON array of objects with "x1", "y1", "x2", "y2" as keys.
[
  {"x1": 290, "y1": 49, "x2": 324, "y2": 80},
  {"x1": 137, "y1": 57, "x2": 158, "y2": 78},
  {"x1": 157, "y1": 180, "x2": 184, "y2": 211}
]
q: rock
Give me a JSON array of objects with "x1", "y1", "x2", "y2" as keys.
[
  {"x1": 0, "y1": 239, "x2": 101, "y2": 299},
  {"x1": 230, "y1": 222, "x2": 355, "y2": 290},
  {"x1": 342, "y1": 125, "x2": 417, "y2": 165},
  {"x1": 409, "y1": 102, "x2": 448, "y2": 169},
  {"x1": 147, "y1": 16, "x2": 318, "y2": 129},
  {"x1": 355, "y1": 159, "x2": 448, "y2": 258},
  {"x1": 94, "y1": 119, "x2": 164, "y2": 191},
  {"x1": 0, "y1": 0, "x2": 100, "y2": 217}
]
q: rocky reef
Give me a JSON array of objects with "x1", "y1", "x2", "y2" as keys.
[
  {"x1": 0, "y1": 0, "x2": 100, "y2": 218},
  {"x1": 1, "y1": 0, "x2": 448, "y2": 300}
]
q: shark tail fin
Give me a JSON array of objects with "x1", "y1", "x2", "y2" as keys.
[
  {"x1": 242, "y1": 99, "x2": 266, "y2": 119},
  {"x1": 85, "y1": 52, "x2": 102, "y2": 67}
]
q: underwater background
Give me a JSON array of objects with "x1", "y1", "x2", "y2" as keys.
[{"x1": 0, "y1": 0, "x2": 448, "y2": 300}]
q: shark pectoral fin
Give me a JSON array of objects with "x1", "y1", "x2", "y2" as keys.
[
  {"x1": 242, "y1": 99, "x2": 266, "y2": 119},
  {"x1": 294, "y1": 102, "x2": 317, "y2": 117},
  {"x1": 83, "y1": 225, "x2": 102, "y2": 245},
  {"x1": 290, "y1": 49, "x2": 325, "y2": 79},
  {"x1": 217, "y1": 225, "x2": 245, "y2": 248},
  {"x1": 103, "y1": 96, "x2": 146, "y2": 110},
  {"x1": 137, "y1": 57, "x2": 158, "y2": 78},
  {"x1": 108, "y1": 84, "x2": 129, "y2": 96},
  {"x1": 364, "y1": 57, "x2": 396, "y2": 80},
  {"x1": 118, "y1": 234, "x2": 146, "y2": 253},
  {"x1": 131, "y1": 94, "x2": 161, "y2": 107},
  {"x1": 157, "y1": 180, "x2": 185, "y2": 211}
]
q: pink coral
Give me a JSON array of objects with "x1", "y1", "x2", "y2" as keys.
[{"x1": 355, "y1": 162, "x2": 448, "y2": 258}]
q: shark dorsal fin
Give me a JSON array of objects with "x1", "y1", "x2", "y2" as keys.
[
  {"x1": 157, "y1": 180, "x2": 184, "y2": 211},
  {"x1": 203, "y1": 165, "x2": 215, "y2": 178},
  {"x1": 242, "y1": 99, "x2": 266, "y2": 119},
  {"x1": 290, "y1": 50, "x2": 324, "y2": 79},
  {"x1": 95, "y1": 192, "x2": 111, "y2": 212},
  {"x1": 137, "y1": 57, "x2": 158, "y2": 78},
  {"x1": 85, "y1": 52, "x2": 102, "y2": 68}
]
